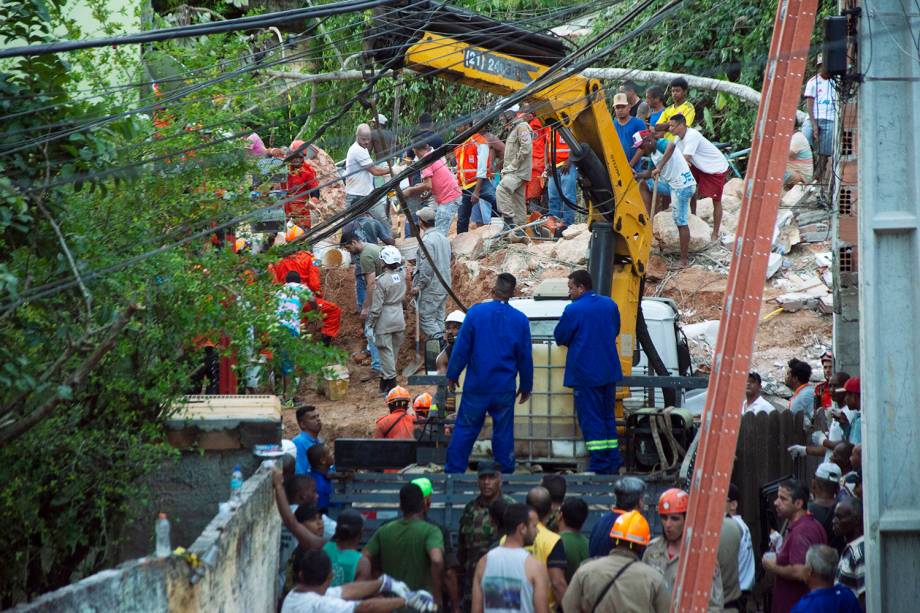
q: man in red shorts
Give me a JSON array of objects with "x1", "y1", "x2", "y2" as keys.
[
  {"x1": 268, "y1": 251, "x2": 340, "y2": 345},
  {"x1": 668, "y1": 114, "x2": 729, "y2": 242}
]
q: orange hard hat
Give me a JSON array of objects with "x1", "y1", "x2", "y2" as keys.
[
  {"x1": 658, "y1": 488, "x2": 689, "y2": 515},
  {"x1": 414, "y1": 392, "x2": 432, "y2": 410},
  {"x1": 233, "y1": 237, "x2": 249, "y2": 254},
  {"x1": 286, "y1": 224, "x2": 305, "y2": 242},
  {"x1": 386, "y1": 386, "x2": 411, "y2": 405},
  {"x1": 610, "y1": 510, "x2": 651, "y2": 546}
]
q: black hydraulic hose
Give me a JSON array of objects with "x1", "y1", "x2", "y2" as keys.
[{"x1": 547, "y1": 127, "x2": 588, "y2": 215}]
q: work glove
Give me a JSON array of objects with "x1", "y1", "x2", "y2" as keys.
[
  {"x1": 380, "y1": 574, "x2": 412, "y2": 599},
  {"x1": 769, "y1": 529, "x2": 784, "y2": 552},
  {"x1": 787, "y1": 444, "x2": 806, "y2": 458},
  {"x1": 828, "y1": 420, "x2": 844, "y2": 443},
  {"x1": 406, "y1": 590, "x2": 438, "y2": 612},
  {"x1": 811, "y1": 431, "x2": 827, "y2": 446}
]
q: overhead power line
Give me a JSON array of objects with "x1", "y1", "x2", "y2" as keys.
[{"x1": 0, "y1": 0, "x2": 401, "y2": 59}]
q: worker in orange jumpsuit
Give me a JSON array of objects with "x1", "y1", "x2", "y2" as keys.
[
  {"x1": 374, "y1": 386, "x2": 416, "y2": 439},
  {"x1": 268, "y1": 251, "x2": 340, "y2": 345},
  {"x1": 284, "y1": 140, "x2": 319, "y2": 229},
  {"x1": 523, "y1": 104, "x2": 549, "y2": 211}
]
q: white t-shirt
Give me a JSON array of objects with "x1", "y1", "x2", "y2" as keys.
[
  {"x1": 651, "y1": 149, "x2": 695, "y2": 191},
  {"x1": 742, "y1": 396, "x2": 775, "y2": 414},
  {"x1": 804, "y1": 75, "x2": 837, "y2": 121},
  {"x1": 281, "y1": 587, "x2": 355, "y2": 613},
  {"x1": 676, "y1": 128, "x2": 729, "y2": 174},
  {"x1": 345, "y1": 142, "x2": 375, "y2": 196},
  {"x1": 731, "y1": 514, "x2": 755, "y2": 591}
]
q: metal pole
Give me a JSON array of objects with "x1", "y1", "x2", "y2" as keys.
[
  {"x1": 859, "y1": 2, "x2": 920, "y2": 610},
  {"x1": 670, "y1": 0, "x2": 817, "y2": 609}
]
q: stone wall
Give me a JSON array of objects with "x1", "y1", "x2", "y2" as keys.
[{"x1": 13, "y1": 463, "x2": 281, "y2": 613}]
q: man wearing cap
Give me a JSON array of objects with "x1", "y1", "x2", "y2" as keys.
[
  {"x1": 446, "y1": 273, "x2": 533, "y2": 473},
  {"x1": 643, "y1": 488, "x2": 724, "y2": 611},
  {"x1": 553, "y1": 269, "x2": 624, "y2": 474},
  {"x1": 412, "y1": 206, "x2": 452, "y2": 345},
  {"x1": 631, "y1": 130, "x2": 697, "y2": 268},
  {"x1": 803, "y1": 57, "x2": 837, "y2": 186},
  {"x1": 588, "y1": 476, "x2": 646, "y2": 557},
  {"x1": 403, "y1": 138, "x2": 462, "y2": 236},
  {"x1": 368, "y1": 245, "x2": 407, "y2": 393},
  {"x1": 458, "y1": 461, "x2": 517, "y2": 602},
  {"x1": 810, "y1": 462, "x2": 843, "y2": 549},
  {"x1": 495, "y1": 104, "x2": 533, "y2": 239},
  {"x1": 345, "y1": 123, "x2": 391, "y2": 224},
  {"x1": 668, "y1": 114, "x2": 729, "y2": 241},
  {"x1": 612, "y1": 92, "x2": 647, "y2": 169},
  {"x1": 564, "y1": 510, "x2": 670, "y2": 612},
  {"x1": 412, "y1": 478, "x2": 463, "y2": 613},
  {"x1": 836, "y1": 376, "x2": 861, "y2": 445},
  {"x1": 743, "y1": 371, "x2": 776, "y2": 414},
  {"x1": 437, "y1": 310, "x2": 465, "y2": 375}
]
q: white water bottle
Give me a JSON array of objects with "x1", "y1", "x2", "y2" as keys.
[
  {"x1": 155, "y1": 512, "x2": 171, "y2": 557},
  {"x1": 230, "y1": 465, "x2": 244, "y2": 502}
]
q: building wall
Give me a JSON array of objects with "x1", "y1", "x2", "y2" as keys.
[{"x1": 12, "y1": 464, "x2": 281, "y2": 613}]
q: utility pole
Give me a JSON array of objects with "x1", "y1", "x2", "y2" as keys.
[{"x1": 859, "y1": 1, "x2": 920, "y2": 611}]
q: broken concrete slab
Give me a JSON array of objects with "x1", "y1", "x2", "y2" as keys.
[
  {"x1": 561, "y1": 223, "x2": 588, "y2": 240},
  {"x1": 766, "y1": 252, "x2": 783, "y2": 279},
  {"x1": 653, "y1": 211, "x2": 711, "y2": 254},
  {"x1": 553, "y1": 232, "x2": 590, "y2": 264},
  {"x1": 794, "y1": 209, "x2": 830, "y2": 226}
]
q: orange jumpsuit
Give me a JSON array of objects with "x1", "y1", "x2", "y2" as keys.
[
  {"x1": 374, "y1": 409, "x2": 416, "y2": 439},
  {"x1": 525, "y1": 117, "x2": 548, "y2": 201},
  {"x1": 268, "y1": 251, "x2": 341, "y2": 339},
  {"x1": 284, "y1": 162, "x2": 319, "y2": 228}
]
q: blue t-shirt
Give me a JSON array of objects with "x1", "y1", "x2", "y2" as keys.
[
  {"x1": 649, "y1": 109, "x2": 664, "y2": 127},
  {"x1": 588, "y1": 510, "x2": 623, "y2": 557},
  {"x1": 311, "y1": 470, "x2": 332, "y2": 510},
  {"x1": 614, "y1": 116, "x2": 648, "y2": 166},
  {"x1": 293, "y1": 431, "x2": 318, "y2": 475},
  {"x1": 790, "y1": 585, "x2": 861, "y2": 613}
]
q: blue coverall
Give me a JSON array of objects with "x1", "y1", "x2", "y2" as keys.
[
  {"x1": 553, "y1": 290, "x2": 624, "y2": 474},
  {"x1": 445, "y1": 300, "x2": 533, "y2": 473}
]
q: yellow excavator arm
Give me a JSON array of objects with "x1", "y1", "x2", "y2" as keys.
[{"x1": 366, "y1": 3, "x2": 655, "y2": 378}]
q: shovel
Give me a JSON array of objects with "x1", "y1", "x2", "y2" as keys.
[{"x1": 402, "y1": 298, "x2": 424, "y2": 377}]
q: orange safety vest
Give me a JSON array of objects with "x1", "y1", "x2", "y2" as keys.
[
  {"x1": 552, "y1": 131, "x2": 570, "y2": 166},
  {"x1": 454, "y1": 133, "x2": 494, "y2": 189}
]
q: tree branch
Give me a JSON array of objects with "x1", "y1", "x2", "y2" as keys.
[
  {"x1": 0, "y1": 305, "x2": 139, "y2": 446},
  {"x1": 37, "y1": 201, "x2": 92, "y2": 320}
]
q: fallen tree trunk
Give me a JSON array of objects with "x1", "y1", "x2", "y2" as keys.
[{"x1": 267, "y1": 68, "x2": 808, "y2": 122}]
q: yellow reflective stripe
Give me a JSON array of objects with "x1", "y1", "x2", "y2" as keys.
[{"x1": 586, "y1": 439, "x2": 620, "y2": 450}]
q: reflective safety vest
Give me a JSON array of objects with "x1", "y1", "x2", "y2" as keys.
[
  {"x1": 552, "y1": 131, "x2": 570, "y2": 166},
  {"x1": 454, "y1": 133, "x2": 493, "y2": 189}
]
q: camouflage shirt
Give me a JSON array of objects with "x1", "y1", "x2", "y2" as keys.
[{"x1": 458, "y1": 493, "x2": 516, "y2": 579}]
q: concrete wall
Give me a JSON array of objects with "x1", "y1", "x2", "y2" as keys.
[{"x1": 13, "y1": 464, "x2": 281, "y2": 613}]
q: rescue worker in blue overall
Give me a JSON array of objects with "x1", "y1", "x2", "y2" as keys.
[
  {"x1": 445, "y1": 273, "x2": 533, "y2": 473},
  {"x1": 553, "y1": 269, "x2": 624, "y2": 474}
]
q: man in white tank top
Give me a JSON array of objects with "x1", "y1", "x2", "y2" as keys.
[{"x1": 472, "y1": 504, "x2": 550, "y2": 613}]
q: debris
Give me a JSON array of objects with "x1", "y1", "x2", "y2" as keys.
[
  {"x1": 647, "y1": 255, "x2": 668, "y2": 281},
  {"x1": 652, "y1": 212, "x2": 711, "y2": 254},
  {"x1": 766, "y1": 252, "x2": 783, "y2": 279},
  {"x1": 561, "y1": 223, "x2": 589, "y2": 240},
  {"x1": 553, "y1": 231, "x2": 590, "y2": 264}
]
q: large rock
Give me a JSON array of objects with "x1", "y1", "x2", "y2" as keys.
[
  {"x1": 502, "y1": 252, "x2": 535, "y2": 278},
  {"x1": 723, "y1": 177, "x2": 745, "y2": 200},
  {"x1": 696, "y1": 198, "x2": 714, "y2": 222},
  {"x1": 561, "y1": 223, "x2": 588, "y2": 240},
  {"x1": 309, "y1": 146, "x2": 345, "y2": 214},
  {"x1": 652, "y1": 211, "x2": 711, "y2": 254},
  {"x1": 553, "y1": 231, "x2": 590, "y2": 264},
  {"x1": 451, "y1": 232, "x2": 484, "y2": 259},
  {"x1": 647, "y1": 254, "x2": 668, "y2": 281}
]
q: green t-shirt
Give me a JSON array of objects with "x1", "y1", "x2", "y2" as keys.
[
  {"x1": 359, "y1": 243, "x2": 384, "y2": 278},
  {"x1": 560, "y1": 531, "x2": 589, "y2": 583},
  {"x1": 365, "y1": 518, "x2": 444, "y2": 591},
  {"x1": 323, "y1": 541, "x2": 362, "y2": 587}
]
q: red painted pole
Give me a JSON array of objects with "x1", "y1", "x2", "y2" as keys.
[{"x1": 670, "y1": 0, "x2": 819, "y2": 609}]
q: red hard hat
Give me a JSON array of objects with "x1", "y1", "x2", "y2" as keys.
[{"x1": 658, "y1": 488, "x2": 689, "y2": 515}]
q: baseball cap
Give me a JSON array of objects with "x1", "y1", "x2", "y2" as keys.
[
  {"x1": 837, "y1": 376, "x2": 860, "y2": 394},
  {"x1": 632, "y1": 129, "x2": 652, "y2": 147},
  {"x1": 508, "y1": 103, "x2": 520, "y2": 113},
  {"x1": 477, "y1": 460, "x2": 501, "y2": 476},
  {"x1": 376, "y1": 113, "x2": 388, "y2": 125},
  {"x1": 613, "y1": 93, "x2": 629, "y2": 107},
  {"x1": 816, "y1": 462, "x2": 842, "y2": 483},
  {"x1": 417, "y1": 206, "x2": 436, "y2": 223},
  {"x1": 411, "y1": 477, "x2": 433, "y2": 498}
]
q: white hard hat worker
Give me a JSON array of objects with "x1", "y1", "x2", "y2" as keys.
[
  {"x1": 379, "y1": 245, "x2": 403, "y2": 266},
  {"x1": 445, "y1": 310, "x2": 465, "y2": 324}
]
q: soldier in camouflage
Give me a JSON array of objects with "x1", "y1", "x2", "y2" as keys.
[{"x1": 457, "y1": 461, "x2": 516, "y2": 599}]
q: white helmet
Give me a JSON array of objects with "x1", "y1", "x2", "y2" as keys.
[
  {"x1": 445, "y1": 310, "x2": 465, "y2": 324},
  {"x1": 379, "y1": 245, "x2": 403, "y2": 265}
]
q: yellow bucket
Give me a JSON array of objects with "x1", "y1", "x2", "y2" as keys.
[{"x1": 324, "y1": 378, "x2": 348, "y2": 401}]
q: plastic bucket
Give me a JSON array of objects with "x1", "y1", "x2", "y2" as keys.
[
  {"x1": 321, "y1": 248, "x2": 351, "y2": 269},
  {"x1": 322, "y1": 364, "x2": 349, "y2": 401}
]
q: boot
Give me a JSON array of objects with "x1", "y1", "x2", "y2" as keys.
[
  {"x1": 382, "y1": 378, "x2": 398, "y2": 394},
  {"x1": 379, "y1": 377, "x2": 388, "y2": 394},
  {"x1": 321, "y1": 334, "x2": 333, "y2": 347}
]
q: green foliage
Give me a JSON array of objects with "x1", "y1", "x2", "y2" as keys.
[{"x1": 0, "y1": 0, "x2": 339, "y2": 605}]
